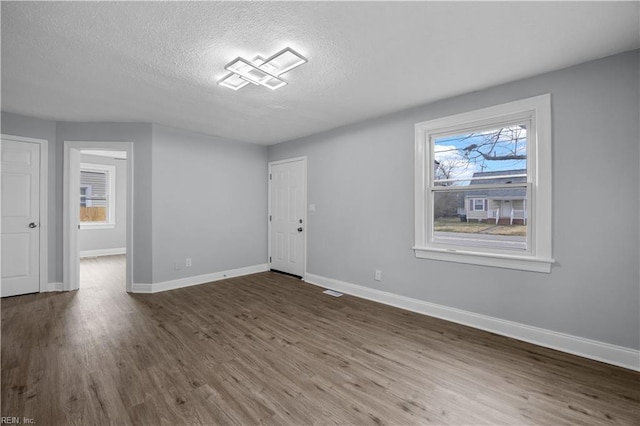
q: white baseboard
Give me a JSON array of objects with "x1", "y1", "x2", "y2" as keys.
[
  {"x1": 305, "y1": 273, "x2": 640, "y2": 372},
  {"x1": 80, "y1": 247, "x2": 126, "y2": 258},
  {"x1": 132, "y1": 263, "x2": 269, "y2": 294},
  {"x1": 131, "y1": 283, "x2": 153, "y2": 293},
  {"x1": 43, "y1": 282, "x2": 64, "y2": 292}
]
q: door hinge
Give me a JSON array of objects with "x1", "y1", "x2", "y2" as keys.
[
  {"x1": 269, "y1": 173, "x2": 272, "y2": 180},
  {"x1": 269, "y1": 256, "x2": 272, "y2": 263},
  {"x1": 269, "y1": 215, "x2": 272, "y2": 221}
]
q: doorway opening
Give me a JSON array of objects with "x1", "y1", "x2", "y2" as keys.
[{"x1": 64, "y1": 142, "x2": 133, "y2": 292}]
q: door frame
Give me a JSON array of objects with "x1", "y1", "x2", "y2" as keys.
[
  {"x1": 1, "y1": 134, "x2": 48, "y2": 293},
  {"x1": 267, "y1": 156, "x2": 307, "y2": 280},
  {"x1": 63, "y1": 141, "x2": 134, "y2": 292}
]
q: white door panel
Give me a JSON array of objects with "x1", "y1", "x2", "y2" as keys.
[
  {"x1": 270, "y1": 159, "x2": 305, "y2": 277},
  {"x1": 1, "y1": 139, "x2": 40, "y2": 297},
  {"x1": 2, "y1": 174, "x2": 31, "y2": 216},
  {"x1": 1, "y1": 233, "x2": 31, "y2": 278}
]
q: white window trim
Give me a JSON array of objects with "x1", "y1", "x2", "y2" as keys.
[
  {"x1": 79, "y1": 162, "x2": 116, "y2": 230},
  {"x1": 414, "y1": 94, "x2": 554, "y2": 273}
]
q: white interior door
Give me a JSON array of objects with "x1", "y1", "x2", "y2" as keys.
[
  {"x1": 269, "y1": 158, "x2": 306, "y2": 277},
  {"x1": 1, "y1": 139, "x2": 41, "y2": 297}
]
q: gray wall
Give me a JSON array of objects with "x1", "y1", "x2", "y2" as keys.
[
  {"x1": 1, "y1": 112, "x2": 58, "y2": 283},
  {"x1": 3, "y1": 50, "x2": 638, "y2": 350},
  {"x1": 268, "y1": 50, "x2": 640, "y2": 350},
  {"x1": 2, "y1": 116, "x2": 268, "y2": 286},
  {"x1": 151, "y1": 124, "x2": 268, "y2": 283},
  {"x1": 78, "y1": 153, "x2": 127, "y2": 253},
  {"x1": 56, "y1": 122, "x2": 153, "y2": 283}
]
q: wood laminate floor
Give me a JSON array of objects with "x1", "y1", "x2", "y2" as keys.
[{"x1": 1, "y1": 255, "x2": 639, "y2": 425}]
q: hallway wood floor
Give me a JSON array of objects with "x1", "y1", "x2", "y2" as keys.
[{"x1": 2, "y1": 255, "x2": 639, "y2": 425}]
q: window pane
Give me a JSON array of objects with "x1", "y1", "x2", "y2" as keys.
[
  {"x1": 80, "y1": 170, "x2": 108, "y2": 223},
  {"x1": 432, "y1": 189, "x2": 527, "y2": 251},
  {"x1": 434, "y1": 124, "x2": 527, "y2": 186},
  {"x1": 80, "y1": 207, "x2": 107, "y2": 222}
]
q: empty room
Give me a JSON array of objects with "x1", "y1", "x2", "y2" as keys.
[{"x1": 1, "y1": 1, "x2": 639, "y2": 425}]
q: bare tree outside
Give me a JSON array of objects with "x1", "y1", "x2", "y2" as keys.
[
  {"x1": 434, "y1": 124, "x2": 527, "y2": 184},
  {"x1": 431, "y1": 124, "x2": 529, "y2": 249}
]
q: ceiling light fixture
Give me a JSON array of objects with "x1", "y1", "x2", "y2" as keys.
[{"x1": 218, "y1": 47, "x2": 307, "y2": 91}]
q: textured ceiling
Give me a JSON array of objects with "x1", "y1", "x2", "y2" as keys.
[{"x1": 2, "y1": 1, "x2": 639, "y2": 145}]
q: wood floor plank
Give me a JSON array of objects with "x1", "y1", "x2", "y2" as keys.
[{"x1": 2, "y1": 255, "x2": 639, "y2": 425}]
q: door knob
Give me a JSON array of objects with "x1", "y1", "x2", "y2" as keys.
[
  {"x1": 28, "y1": 222, "x2": 38, "y2": 228},
  {"x1": 297, "y1": 227, "x2": 303, "y2": 232}
]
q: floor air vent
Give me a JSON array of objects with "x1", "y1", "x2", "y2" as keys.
[{"x1": 322, "y1": 289, "x2": 343, "y2": 297}]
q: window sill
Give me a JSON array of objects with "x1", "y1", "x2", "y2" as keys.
[
  {"x1": 413, "y1": 246, "x2": 554, "y2": 273},
  {"x1": 79, "y1": 223, "x2": 115, "y2": 230}
]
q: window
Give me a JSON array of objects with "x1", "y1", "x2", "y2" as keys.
[
  {"x1": 80, "y1": 185, "x2": 90, "y2": 207},
  {"x1": 414, "y1": 94, "x2": 553, "y2": 272},
  {"x1": 470, "y1": 199, "x2": 486, "y2": 211},
  {"x1": 79, "y1": 163, "x2": 115, "y2": 229}
]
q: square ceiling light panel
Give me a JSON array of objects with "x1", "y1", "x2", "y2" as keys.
[
  {"x1": 219, "y1": 47, "x2": 307, "y2": 91},
  {"x1": 218, "y1": 73, "x2": 251, "y2": 91},
  {"x1": 225, "y1": 57, "x2": 287, "y2": 90},
  {"x1": 261, "y1": 47, "x2": 308, "y2": 76}
]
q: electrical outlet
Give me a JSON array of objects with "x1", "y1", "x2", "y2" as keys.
[
  {"x1": 186, "y1": 258, "x2": 192, "y2": 268},
  {"x1": 174, "y1": 262, "x2": 182, "y2": 271},
  {"x1": 375, "y1": 270, "x2": 382, "y2": 281}
]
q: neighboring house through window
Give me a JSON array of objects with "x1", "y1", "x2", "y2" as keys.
[
  {"x1": 80, "y1": 185, "x2": 91, "y2": 207},
  {"x1": 464, "y1": 170, "x2": 527, "y2": 225},
  {"x1": 414, "y1": 94, "x2": 553, "y2": 272},
  {"x1": 79, "y1": 162, "x2": 116, "y2": 229}
]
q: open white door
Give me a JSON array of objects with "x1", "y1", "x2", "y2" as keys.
[
  {"x1": 1, "y1": 138, "x2": 41, "y2": 297},
  {"x1": 269, "y1": 157, "x2": 306, "y2": 278}
]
